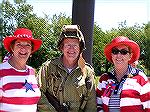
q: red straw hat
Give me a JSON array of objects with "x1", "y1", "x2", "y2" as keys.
[
  {"x1": 3, "y1": 28, "x2": 42, "y2": 53},
  {"x1": 104, "y1": 36, "x2": 140, "y2": 64}
]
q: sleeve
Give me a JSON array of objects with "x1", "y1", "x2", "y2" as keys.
[
  {"x1": 139, "y1": 72, "x2": 150, "y2": 111},
  {"x1": 37, "y1": 61, "x2": 56, "y2": 112},
  {"x1": 37, "y1": 92, "x2": 57, "y2": 112},
  {"x1": 0, "y1": 77, "x2": 3, "y2": 101},
  {"x1": 96, "y1": 73, "x2": 109, "y2": 112},
  {"x1": 84, "y1": 67, "x2": 97, "y2": 112},
  {"x1": 85, "y1": 84, "x2": 97, "y2": 112},
  {"x1": 37, "y1": 61, "x2": 49, "y2": 93},
  {"x1": 96, "y1": 77, "x2": 104, "y2": 112}
]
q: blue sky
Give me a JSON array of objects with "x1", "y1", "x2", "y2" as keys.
[{"x1": 1, "y1": 0, "x2": 150, "y2": 31}]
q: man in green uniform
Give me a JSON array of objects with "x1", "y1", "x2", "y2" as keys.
[{"x1": 37, "y1": 25, "x2": 97, "y2": 112}]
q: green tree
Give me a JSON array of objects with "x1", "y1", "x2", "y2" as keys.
[
  {"x1": 143, "y1": 22, "x2": 150, "y2": 75},
  {"x1": 1, "y1": 0, "x2": 150, "y2": 76},
  {"x1": 0, "y1": 0, "x2": 72, "y2": 68},
  {"x1": 92, "y1": 23, "x2": 113, "y2": 75},
  {"x1": 92, "y1": 20, "x2": 150, "y2": 76},
  {"x1": 28, "y1": 13, "x2": 72, "y2": 68}
]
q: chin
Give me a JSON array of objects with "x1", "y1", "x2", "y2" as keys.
[{"x1": 68, "y1": 57, "x2": 77, "y2": 61}]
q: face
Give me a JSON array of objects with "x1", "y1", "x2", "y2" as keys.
[
  {"x1": 61, "y1": 38, "x2": 80, "y2": 62},
  {"x1": 111, "y1": 45, "x2": 132, "y2": 68},
  {"x1": 11, "y1": 39, "x2": 32, "y2": 61}
]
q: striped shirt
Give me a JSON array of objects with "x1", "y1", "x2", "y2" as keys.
[
  {"x1": 109, "y1": 94, "x2": 120, "y2": 112},
  {"x1": 0, "y1": 61, "x2": 41, "y2": 112},
  {"x1": 96, "y1": 65, "x2": 150, "y2": 112},
  {"x1": 109, "y1": 70, "x2": 128, "y2": 112}
]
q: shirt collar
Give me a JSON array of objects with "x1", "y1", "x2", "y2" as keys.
[{"x1": 110, "y1": 64, "x2": 138, "y2": 78}]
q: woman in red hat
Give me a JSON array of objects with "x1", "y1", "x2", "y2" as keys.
[
  {"x1": 96, "y1": 36, "x2": 150, "y2": 112},
  {"x1": 0, "y1": 28, "x2": 42, "y2": 112}
]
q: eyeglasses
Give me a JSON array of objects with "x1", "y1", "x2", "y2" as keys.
[
  {"x1": 64, "y1": 43, "x2": 79, "y2": 49},
  {"x1": 15, "y1": 43, "x2": 32, "y2": 49},
  {"x1": 112, "y1": 48, "x2": 130, "y2": 55}
]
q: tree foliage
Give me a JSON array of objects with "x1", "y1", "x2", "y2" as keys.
[
  {"x1": 0, "y1": 0, "x2": 72, "y2": 68},
  {"x1": 93, "y1": 20, "x2": 150, "y2": 76},
  {"x1": 143, "y1": 22, "x2": 150, "y2": 71},
  {"x1": 0, "y1": 0, "x2": 150, "y2": 76}
]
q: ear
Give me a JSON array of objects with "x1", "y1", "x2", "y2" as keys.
[
  {"x1": 59, "y1": 45, "x2": 64, "y2": 52},
  {"x1": 10, "y1": 45, "x2": 14, "y2": 53}
]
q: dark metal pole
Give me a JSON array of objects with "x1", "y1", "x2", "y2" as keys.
[{"x1": 72, "y1": 0, "x2": 95, "y2": 65}]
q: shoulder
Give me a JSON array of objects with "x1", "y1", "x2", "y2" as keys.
[
  {"x1": 26, "y1": 65, "x2": 35, "y2": 72},
  {"x1": 42, "y1": 57, "x2": 60, "y2": 66},
  {"x1": 0, "y1": 62, "x2": 5, "y2": 68},
  {"x1": 138, "y1": 70, "x2": 148, "y2": 80},
  {"x1": 130, "y1": 67, "x2": 147, "y2": 80},
  {"x1": 26, "y1": 65, "x2": 34, "y2": 69},
  {"x1": 40, "y1": 60, "x2": 53, "y2": 68},
  {"x1": 0, "y1": 61, "x2": 11, "y2": 70},
  {"x1": 85, "y1": 63, "x2": 93, "y2": 68},
  {"x1": 84, "y1": 63, "x2": 94, "y2": 72},
  {"x1": 132, "y1": 70, "x2": 149, "y2": 85},
  {"x1": 127, "y1": 67, "x2": 149, "y2": 86},
  {"x1": 99, "y1": 73, "x2": 110, "y2": 82}
]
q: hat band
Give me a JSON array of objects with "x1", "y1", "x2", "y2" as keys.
[{"x1": 15, "y1": 34, "x2": 32, "y2": 38}]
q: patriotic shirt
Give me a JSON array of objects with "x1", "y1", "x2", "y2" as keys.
[
  {"x1": 96, "y1": 65, "x2": 150, "y2": 112},
  {"x1": 0, "y1": 61, "x2": 41, "y2": 112}
]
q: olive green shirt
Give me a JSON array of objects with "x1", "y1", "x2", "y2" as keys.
[{"x1": 37, "y1": 57, "x2": 97, "y2": 112}]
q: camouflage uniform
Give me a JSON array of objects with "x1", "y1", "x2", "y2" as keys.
[{"x1": 37, "y1": 25, "x2": 97, "y2": 112}]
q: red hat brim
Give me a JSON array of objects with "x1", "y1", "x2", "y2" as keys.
[
  {"x1": 104, "y1": 38, "x2": 140, "y2": 64},
  {"x1": 3, "y1": 36, "x2": 42, "y2": 53}
]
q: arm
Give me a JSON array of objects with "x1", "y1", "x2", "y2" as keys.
[
  {"x1": 139, "y1": 72, "x2": 150, "y2": 111},
  {"x1": 37, "y1": 61, "x2": 68, "y2": 112},
  {"x1": 83, "y1": 65, "x2": 97, "y2": 112},
  {"x1": 37, "y1": 61, "x2": 56, "y2": 112},
  {"x1": 84, "y1": 83, "x2": 97, "y2": 112},
  {"x1": 0, "y1": 78, "x2": 2, "y2": 102},
  {"x1": 96, "y1": 78, "x2": 104, "y2": 112},
  {"x1": 37, "y1": 92, "x2": 56, "y2": 112},
  {"x1": 96, "y1": 73, "x2": 109, "y2": 112}
]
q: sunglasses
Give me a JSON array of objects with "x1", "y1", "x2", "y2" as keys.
[{"x1": 112, "y1": 48, "x2": 130, "y2": 55}]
